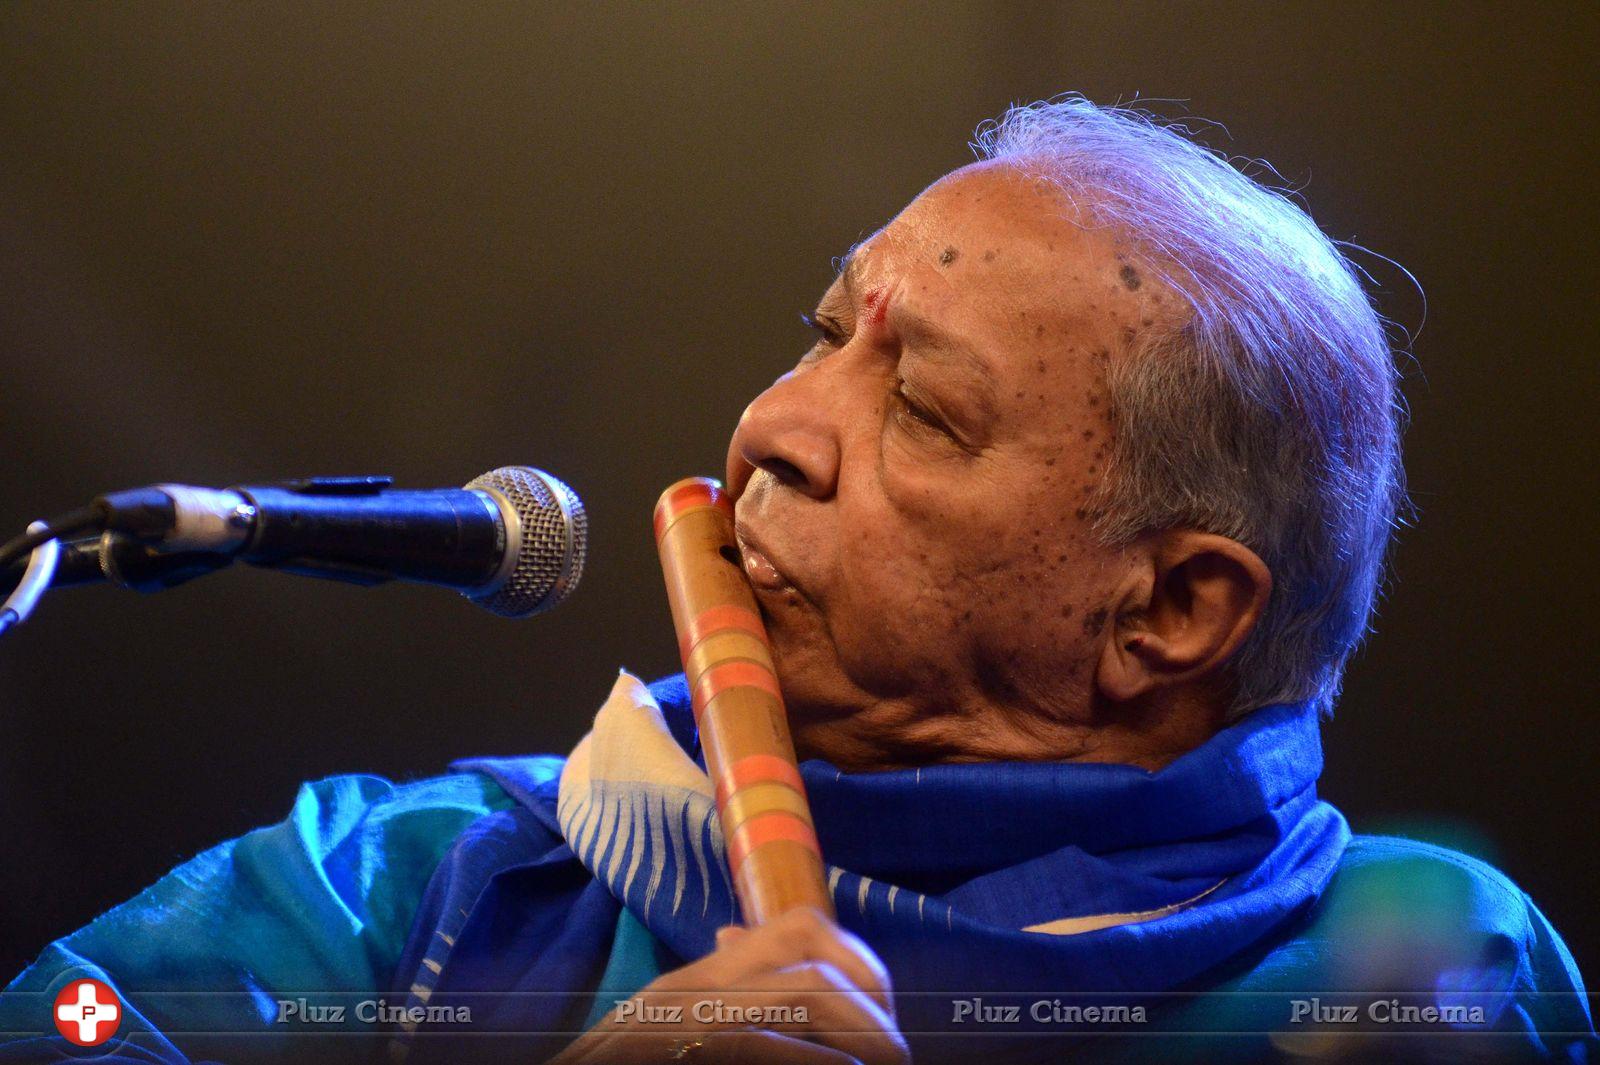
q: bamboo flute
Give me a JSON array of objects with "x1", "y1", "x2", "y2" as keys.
[{"x1": 653, "y1": 476, "x2": 834, "y2": 924}]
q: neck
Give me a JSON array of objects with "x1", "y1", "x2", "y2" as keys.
[{"x1": 788, "y1": 688, "x2": 1226, "y2": 772}]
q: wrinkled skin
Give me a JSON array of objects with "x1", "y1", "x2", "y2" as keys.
[
  {"x1": 726, "y1": 161, "x2": 1252, "y2": 772},
  {"x1": 556, "y1": 162, "x2": 1274, "y2": 1064}
]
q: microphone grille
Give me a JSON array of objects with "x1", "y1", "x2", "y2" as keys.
[{"x1": 465, "y1": 466, "x2": 587, "y2": 618}]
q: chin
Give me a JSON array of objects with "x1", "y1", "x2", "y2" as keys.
[
  {"x1": 766, "y1": 635, "x2": 864, "y2": 727},
  {"x1": 754, "y1": 586, "x2": 886, "y2": 724}
]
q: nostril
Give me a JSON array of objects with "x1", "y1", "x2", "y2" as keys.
[
  {"x1": 763, "y1": 458, "x2": 807, "y2": 489},
  {"x1": 719, "y1": 544, "x2": 742, "y2": 567}
]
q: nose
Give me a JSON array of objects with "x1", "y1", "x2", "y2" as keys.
[{"x1": 725, "y1": 367, "x2": 842, "y2": 502}]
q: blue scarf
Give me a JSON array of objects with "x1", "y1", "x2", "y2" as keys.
[{"x1": 391, "y1": 672, "x2": 1347, "y2": 1063}]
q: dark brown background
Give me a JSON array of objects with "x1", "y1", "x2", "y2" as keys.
[{"x1": 2, "y1": 1, "x2": 1595, "y2": 985}]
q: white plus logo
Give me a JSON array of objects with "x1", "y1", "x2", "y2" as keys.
[{"x1": 53, "y1": 978, "x2": 121, "y2": 1047}]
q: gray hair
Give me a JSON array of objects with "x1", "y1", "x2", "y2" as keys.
[{"x1": 973, "y1": 96, "x2": 1408, "y2": 719}]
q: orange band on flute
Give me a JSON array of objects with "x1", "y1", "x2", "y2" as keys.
[
  {"x1": 652, "y1": 479, "x2": 732, "y2": 543},
  {"x1": 692, "y1": 659, "x2": 780, "y2": 712},
  {"x1": 678, "y1": 603, "x2": 770, "y2": 662},
  {"x1": 715, "y1": 753, "x2": 806, "y2": 809},
  {"x1": 728, "y1": 809, "x2": 823, "y2": 873}
]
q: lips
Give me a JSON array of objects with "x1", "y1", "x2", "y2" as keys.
[{"x1": 733, "y1": 521, "x2": 791, "y2": 591}]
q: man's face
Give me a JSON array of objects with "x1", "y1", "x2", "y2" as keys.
[{"x1": 727, "y1": 162, "x2": 1170, "y2": 760}]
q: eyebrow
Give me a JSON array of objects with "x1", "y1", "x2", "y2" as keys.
[{"x1": 831, "y1": 243, "x2": 867, "y2": 297}]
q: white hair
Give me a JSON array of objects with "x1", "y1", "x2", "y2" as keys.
[{"x1": 973, "y1": 96, "x2": 1407, "y2": 719}]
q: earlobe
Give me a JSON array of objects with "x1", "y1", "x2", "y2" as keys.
[{"x1": 1094, "y1": 532, "x2": 1272, "y2": 705}]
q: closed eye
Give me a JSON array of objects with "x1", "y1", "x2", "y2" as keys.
[
  {"x1": 800, "y1": 311, "x2": 849, "y2": 349},
  {"x1": 891, "y1": 379, "x2": 947, "y2": 434}
]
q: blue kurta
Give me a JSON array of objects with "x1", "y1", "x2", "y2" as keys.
[{"x1": 2, "y1": 675, "x2": 1592, "y2": 1063}]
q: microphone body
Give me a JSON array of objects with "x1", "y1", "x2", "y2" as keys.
[
  {"x1": 210, "y1": 484, "x2": 510, "y2": 589},
  {"x1": 1, "y1": 468, "x2": 586, "y2": 617}
]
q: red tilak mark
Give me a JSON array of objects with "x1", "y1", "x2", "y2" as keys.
[{"x1": 866, "y1": 287, "x2": 889, "y2": 326}]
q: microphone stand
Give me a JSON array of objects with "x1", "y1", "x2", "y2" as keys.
[{"x1": 0, "y1": 535, "x2": 234, "y2": 597}]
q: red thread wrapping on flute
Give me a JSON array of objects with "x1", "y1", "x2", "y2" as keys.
[
  {"x1": 680, "y1": 603, "x2": 770, "y2": 662},
  {"x1": 729, "y1": 810, "x2": 822, "y2": 873},
  {"x1": 653, "y1": 479, "x2": 730, "y2": 543},
  {"x1": 693, "y1": 659, "x2": 780, "y2": 712},
  {"x1": 715, "y1": 753, "x2": 806, "y2": 809}
]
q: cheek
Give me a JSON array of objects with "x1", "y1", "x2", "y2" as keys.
[
  {"x1": 808, "y1": 482, "x2": 984, "y2": 678},
  {"x1": 829, "y1": 465, "x2": 1029, "y2": 651},
  {"x1": 822, "y1": 404, "x2": 1116, "y2": 677},
  {"x1": 929, "y1": 479, "x2": 1118, "y2": 676},
  {"x1": 974, "y1": 521, "x2": 1104, "y2": 642}
]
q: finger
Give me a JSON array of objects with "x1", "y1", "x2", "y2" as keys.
[
  {"x1": 755, "y1": 962, "x2": 908, "y2": 1065},
  {"x1": 663, "y1": 964, "x2": 906, "y2": 1065},
  {"x1": 701, "y1": 908, "x2": 896, "y2": 1017},
  {"x1": 695, "y1": 1027, "x2": 863, "y2": 1064},
  {"x1": 714, "y1": 925, "x2": 748, "y2": 950}
]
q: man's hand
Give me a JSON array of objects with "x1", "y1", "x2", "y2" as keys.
[{"x1": 548, "y1": 906, "x2": 909, "y2": 1064}]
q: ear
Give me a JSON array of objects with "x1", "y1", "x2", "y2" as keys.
[{"x1": 1096, "y1": 531, "x2": 1272, "y2": 704}]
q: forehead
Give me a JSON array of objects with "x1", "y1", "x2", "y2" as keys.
[
  {"x1": 839, "y1": 162, "x2": 1155, "y2": 357},
  {"x1": 893, "y1": 161, "x2": 1089, "y2": 254}
]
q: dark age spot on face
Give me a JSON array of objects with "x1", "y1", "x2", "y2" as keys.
[
  {"x1": 1035, "y1": 323, "x2": 1046, "y2": 338},
  {"x1": 1082, "y1": 607, "x2": 1109, "y2": 637},
  {"x1": 1036, "y1": 358, "x2": 1047, "y2": 374},
  {"x1": 939, "y1": 246, "x2": 960, "y2": 266},
  {"x1": 1081, "y1": 429, "x2": 1094, "y2": 440},
  {"x1": 1119, "y1": 264, "x2": 1142, "y2": 291},
  {"x1": 1060, "y1": 603, "x2": 1075, "y2": 619},
  {"x1": 982, "y1": 249, "x2": 997, "y2": 262}
]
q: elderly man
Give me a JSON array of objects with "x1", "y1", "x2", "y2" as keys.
[{"x1": 1, "y1": 97, "x2": 1592, "y2": 1064}]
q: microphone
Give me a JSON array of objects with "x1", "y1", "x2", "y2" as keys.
[{"x1": 11, "y1": 467, "x2": 588, "y2": 618}]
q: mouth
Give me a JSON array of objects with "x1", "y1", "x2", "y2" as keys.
[{"x1": 733, "y1": 521, "x2": 792, "y2": 592}]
